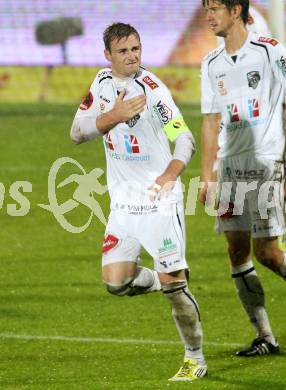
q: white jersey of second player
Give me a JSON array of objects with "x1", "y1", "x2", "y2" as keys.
[
  {"x1": 72, "y1": 68, "x2": 193, "y2": 213},
  {"x1": 201, "y1": 32, "x2": 286, "y2": 160}
]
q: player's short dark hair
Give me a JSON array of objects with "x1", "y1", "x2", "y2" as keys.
[
  {"x1": 202, "y1": 0, "x2": 249, "y2": 24},
  {"x1": 103, "y1": 23, "x2": 140, "y2": 51}
]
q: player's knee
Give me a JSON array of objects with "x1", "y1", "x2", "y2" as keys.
[
  {"x1": 227, "y1": 241, "x2": 250, "y2": 263},
  {"x1": 104, "y1": 277, "x2": 133, "y2": 296}
]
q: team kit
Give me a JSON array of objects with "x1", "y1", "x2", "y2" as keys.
[{"x1": 70, "y1": 0, "x2": 286, "y2": 383}]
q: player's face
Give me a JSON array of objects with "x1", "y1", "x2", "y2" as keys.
[
  {"x1": 105, "y1": 34, "x2": 141, "y2": 78},
  {"x1": 204, "y1": 0, "x2": 234, "y2": 37}
]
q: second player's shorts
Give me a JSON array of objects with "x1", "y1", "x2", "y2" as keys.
[
  {"x1": 216, "y1": 153, "x2": 285, "y2": 238},
  {"x1": 102, "y1": 202, "x2": 188, "y2": 274}
]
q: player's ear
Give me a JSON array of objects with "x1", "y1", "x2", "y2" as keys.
[
  {"x1": 232, "y1": 4, "x2": 242, "y2": 20},
  {"x1": 104, "y1": 49, "x2": 111, "y2": 62}
]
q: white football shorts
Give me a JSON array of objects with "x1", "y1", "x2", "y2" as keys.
[
  {"x1": 216, "y1": 153, "x2": 285, "y2": 238},
  {"x1": 102, "y1": 202, "x2": 188, "y2": 274}
]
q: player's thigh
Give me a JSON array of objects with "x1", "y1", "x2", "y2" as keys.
[
  {"x1": 159, "y1": 269, "x2": 187, "y2": 284},
  {"x1": 102, "y1": 262, "x2": 138, "y2": 284},
  {"x1": 102, "y1": 211, "x2": 141, "y2": 283},
  {"x1": 140, "y1": 202, "x2": 188, "y2": 274}
]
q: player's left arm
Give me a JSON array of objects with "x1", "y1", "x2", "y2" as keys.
[
  {"x1": 148, "y1": 79, "x2": 195, "y2": 196},
  {"x1": 269, "y1": 39, "x2": 286, "y2": 87}
]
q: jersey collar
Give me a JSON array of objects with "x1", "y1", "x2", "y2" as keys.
[{"x1": 223, "y1": 31, "x2": 253, "y2": 64}]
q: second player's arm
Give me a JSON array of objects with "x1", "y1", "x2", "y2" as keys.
[{"x1": 198, "y1": 113, "x2": 221, "y2": 204}]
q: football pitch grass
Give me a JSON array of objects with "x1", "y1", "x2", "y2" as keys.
[{"x1": 1, "y1": 103, "x2": 285, "y2": 389}]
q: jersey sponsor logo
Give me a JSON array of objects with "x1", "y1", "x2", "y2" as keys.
[
  {"x1": 227, "y1": 104, "x2": 240, "y2": 122},
  {"x1": 248, "y1": 99, "x2": 260, "y2": 118},
  {"x1": 235, "y1": 169, "x2": 265, "y2": 180},
  {"x1": 276, "y1": 56, "x2": 286, "y2": 77},
  {"x1": 173, "y1": 121, "x2": 182, "y2": 129},
  {"x1": 98, "y1": 70, "x2": 112, "y2": 79},
  {"x1": 143, "y1": 75, "x2": 159, "y2": 90},
  {"x1": 80, "y1": 91, "x2": 93, "y2": 110},
  {"x1": 100, "y1": 95, "x2": 110, "y2": 103},
  {"x1": 124, "y1": 134, "x2": 140, "y2": 154},
  {"x1": 127, "y1": 204, "x2": 158, "y2": 214},
  {"x1": 158, "y1": 238, "x2": 178, "y2": 262},
  {"x1": 247, "y1": 71, "x2": 261, "y2": 90},
  {"x1": 102, "y1": 234, "x2": 119, "y2": 253},
  {"x1": 126, "y1": 114, "x2": 140, "y2": 128},
  {"x1": 215, "y1": 73, "x2": 226, "y2": 79},
  {"x1": 218, "y1": 80, "x2": 228, "y2": 96},
  {"x1": 104, "y1": 133, "x2": 114, "y2": 150},
  {"x1": 258, "y1": 37, "x2": 279, "y2": 46},
  {"x1": 153, "y1": 100, "x2": 172, "y2": 124}
]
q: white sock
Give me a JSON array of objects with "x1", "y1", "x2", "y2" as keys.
[
  {"x1": 163, "y1": 281, "x2": 205, "y2": 365},
  {"x1": 232, "y1": 260, "x2": 276, "y2": 344},
  {"x1": 132, "y1": 266, "x2": 160, "y2": 292}
]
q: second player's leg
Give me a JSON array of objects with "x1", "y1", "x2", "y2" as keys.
[
  {"x1": 225, "y1": 230, "x2": 278, "y2": 355},
  {"x1": 253, "y1": 237, "x2": 286, "y2": 279}
]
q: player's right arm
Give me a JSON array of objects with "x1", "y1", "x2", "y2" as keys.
[
  {"x1": 199, "y1": 54, "x2": 221, "y2": 205},
  {"x1": 96, "y1": 90, "x2": 146, "y2": 134},
  {"x1": 70, "y1": 71, "x2": 146, "y2": 144}
]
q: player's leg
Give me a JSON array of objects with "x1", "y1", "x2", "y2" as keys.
[
  {"x1": 217, "y1": 154, "x2": 279, "y2": 356},
  {"x1": 252, "y1": 157, "x2": 286, "y2": 279},
  {"x1": 160, "y1": 270, "x2": 207, "y2": 382},
  {"x1": 225, "y1": 231, "x2": 278, "y2": 356},
  {"x1": 102, "y1": 261, "x2": 161, "y2": 296},
  {"x1": 254, "y1": 237, "x2": 286, "y2": 280},
  {"x1": 141, "y1": 203, "x2": 207, "y2": 381},
  {"x1": 102, "y1": 212, "x2": 161, "y2": 297}
]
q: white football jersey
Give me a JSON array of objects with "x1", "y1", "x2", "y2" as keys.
[
  {"x1": 201, "y1": 32, "x2": 286, "y2": 160},
  {"x1": 72, "y1": 68, "x2": 192, "y2": 212}
]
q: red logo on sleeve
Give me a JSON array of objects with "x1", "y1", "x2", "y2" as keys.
[
  {"x1": 258, "y1": 37, "x2": 279, "y2": 46},
  {"x1": 102, "y1": 234, "x2": 119, "y2": 253},
  {"x1": 143, "y1": 76, "x2": 159, "y2": 90},
  {"x1": 80, "y1": 91, "x2": 93, "y2": 110}
]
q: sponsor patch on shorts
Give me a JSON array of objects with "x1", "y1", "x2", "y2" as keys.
[{"x1": 102, "y1": 234, "x2": 119, "y2": 253}]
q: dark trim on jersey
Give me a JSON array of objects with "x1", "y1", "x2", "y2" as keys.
[
  {"x1": 99, "y1": 75, "x2": 112, "y2": 84},
  {"x1": 135, "y1": 79, "x2": 146, "y2": 95},
  {"x1": 208, "y1": 48, "x2": 224, "y2": 68},
  {"x1": 183, "y1": 288, "x2": 201, "y2": 322},
  {"x1": 232, "y1": 267, "x2": 255, "y2": 278},
  {"x1": 250, "y1": 41, "x2": 270, "y2": 63},
  {"x1": 176, "y1": 205, "x2": 183, "y2": 234},
  {"x1": 163, "y1": 285, "x2": 187, "y2": 295}
]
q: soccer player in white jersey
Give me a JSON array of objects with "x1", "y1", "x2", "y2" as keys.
[
  {"x1": 71, "y1": 23, "x2": 207, "y2": 381},
  {"x1": 200, "y1": 0, "x2": 286, "y2": 357}
]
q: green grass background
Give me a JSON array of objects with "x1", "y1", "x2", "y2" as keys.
[{"x1": 0, "y1": 103, "x2": 285, "y2": 389}]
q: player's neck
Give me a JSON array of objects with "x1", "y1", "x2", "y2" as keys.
[{"x1": 224, "y1": 26, "x2": 249, "y2": 55}]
